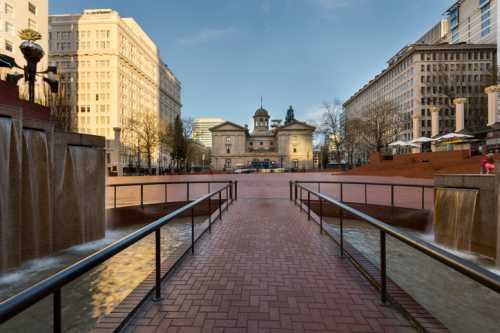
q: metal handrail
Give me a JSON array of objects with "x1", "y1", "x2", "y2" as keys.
[
  {"x1": 0, "y1": 183, "x2": 236, "y2": 332},
  {"x1": 107, "y1": 180, "x2": 236, "y2": 208},
  {"x1": 293, "y1": 182, "x2": 500, "y2": 303},
  {"x1": 291, "y1": 180, "x2": 433, "y2": 210}
]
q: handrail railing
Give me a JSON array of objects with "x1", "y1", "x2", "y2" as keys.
[
  {"x1": 107, "y1": 180, "x2": 237, "y2": 208},
  {"x1": 0, "y1": 182, "x2": 236, "y2": 332},
  {"x1": 291, "y1": 182, "x2": 500, "y2": 304},
  {"x1": 291, "y1": 180, "x2": 434, "y2": 210}
]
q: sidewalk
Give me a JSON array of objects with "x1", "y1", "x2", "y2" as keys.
[{"x1": 123, "y1": 196, "x2": 416, "y2": 333}]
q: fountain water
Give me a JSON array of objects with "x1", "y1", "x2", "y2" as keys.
[
  {"x1": 21, "y1": 129, "x2": 51, "y2": 261},
  {"x1": 53, "y1": 146, "x2": 105, "y2": 250},
  {"x1": 434, "y1": 187, "x2": 480, "y2": 252},
  {"x1": 0, "y1": 117, "x2": 21, "y2": 271}
]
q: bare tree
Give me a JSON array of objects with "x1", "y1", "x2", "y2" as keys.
[
  {"x1": 360, "y1": 99, "x2": 401, "y2": 153},
  {"x1": 321, "y1": 99, "x2": 345, "y2": 163},
  {"x1": 343, "y1": 117, "x2": 366, "y2": 166},
  {"x1": 123, "y1": 111, "x2": 160, "y2": 174}
]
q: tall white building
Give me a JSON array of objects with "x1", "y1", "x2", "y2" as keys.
[
  {"x1": 48, "y1": 9, "x2": 181, "y2": 174},
  {"x1": 192, "y1": 117, "x2": 224, "y2": 148},
  {"x1": 0, "y1": 0, "x2": 48, "y2": 82}
]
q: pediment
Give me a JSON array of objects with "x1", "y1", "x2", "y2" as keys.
[
  {"x1": 209, "y1": 121, "x2": 246, "y2": 132},
  {"x1": 277, "y1": 120, "x2": 316, "y2": 131}
]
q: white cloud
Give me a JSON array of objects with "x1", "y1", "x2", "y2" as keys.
[
  {"x1": 304, "y1": 104, "x2": 325, "y2": 126},
  {"x1": 178, "y1": 28, "x2": 236, "y2": 47}
]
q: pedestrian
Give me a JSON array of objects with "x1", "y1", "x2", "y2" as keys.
[
  {"x1": 484, "y1": 153, "x2": 496, "y2": 174},
  {"x1": 480, "y1": 153, "x2": 488, "y2": 174}
]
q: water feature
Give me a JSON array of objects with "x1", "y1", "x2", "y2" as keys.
[
  {"x1": 434, "y1": 187, "x2": 479, "y2": 252},
  {"x1": 21, "y1": 129, "x2": 51, "y2": 261},
  {"x1": 0, "y1": 117, "x2": 21, "y2": 272},
  {"x1": 53, "y1": 146, "x2": 105, "y2": 250}
]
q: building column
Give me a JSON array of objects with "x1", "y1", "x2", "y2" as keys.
[
  {"x1": 430, "y1": 107, "x2": 440, "y2": 152},
  {"x1": 412, "y1": 114, "x2": 421, "y2": 153},
  {"x1": 453, "y1": 98, "x2": 466, "y2": 132},
  {"x1": 113, "y1": 127, "x2": 123, "y2": 176},
  {"x1": 485, "y1": 85, "x2": 500, "y2": 128}
]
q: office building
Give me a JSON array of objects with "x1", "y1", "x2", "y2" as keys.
[{"x1": 192, "y1": 117, "x2": 224, "y2": 148}]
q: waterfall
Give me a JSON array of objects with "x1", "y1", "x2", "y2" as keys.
[
  {"x1": 21, "y1": 129, "x2": 51, "y2": 261},
  {"x1": 54, "y1": 146, "x2": 105, "y2": 250},
  {"x1": 0, "y1": 117, "x2": 21, "y2": 271},
  {"x1": 434, "y1": 187, "x2": 479, "y2": 252}
]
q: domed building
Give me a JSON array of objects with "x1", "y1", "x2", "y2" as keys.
[{"x1": 209, "y1": 106, "x2": 315, "y2": 170}]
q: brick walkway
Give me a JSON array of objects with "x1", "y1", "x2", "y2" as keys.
[{"x1": 123, "y1": 194, "x2": 417, "y2": 333}]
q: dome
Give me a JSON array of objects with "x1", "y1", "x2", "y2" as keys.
[{"x1": 254, "y1": 107, "x2": 270, "y2": 118}]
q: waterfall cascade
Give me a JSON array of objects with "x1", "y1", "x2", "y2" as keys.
[
  {"x1": 434, "y1": 187, "x2": 480, "y2": 252},
  {"x1": 0, "y1": 114, "x2": 105, "y2": 272}
]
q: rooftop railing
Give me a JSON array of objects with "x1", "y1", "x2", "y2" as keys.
[{"x1": 0, "y1": 181, "x2": 237, "y2": 333}]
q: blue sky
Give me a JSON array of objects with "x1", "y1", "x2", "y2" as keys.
[{"x1": 49, "y1": 0, "x2": 452, "y2": 125}]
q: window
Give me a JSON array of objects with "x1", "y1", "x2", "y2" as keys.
[
  {"x1": 225, "y1": 159, "x2": 232, "y2": 169},
  {"x1": 225, "y1": 144, "x2": 231, "y2": 154},
  {"x1": 225, "y1": 136, "x2": 231, "y2": 143},
  {"x1": 28, "y1": 2, "x2": 37, "y2": 15},
  {"x1": 5, "y1": 40, "x2": 13, "y2": 52},
  {"x1": 293, "y1": 148, "x2": 297, "y2": 153},
  {"x1": 5, "y1": 3, "x2": 14, "y2": 15},
  {"x1": 5, "y1": 22, "x2": 14, "y2": 34},
  {"x1": 28, "y1": 18, "x2": 37, "y2": 30}
]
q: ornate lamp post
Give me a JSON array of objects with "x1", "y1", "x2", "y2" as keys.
[{"x1": 0, "y1": 29, "x2": 58, "y2": 103}]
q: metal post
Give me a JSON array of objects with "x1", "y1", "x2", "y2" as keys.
[
  {"x1": 300, "y1": 187, "x2": 303, "y2": 211},
  {"x1": 219, "y1": 191, "x2": 222, "y2": 220},
  {"x1": 208, "y1": 195, "x2": 212, "y2": 233},
  {"x1": 307, "y1": 191, "x2": 311, "y2": 220},
  {"x1": 340, "y1": 183, "x2": 343, "y2": 202},
  {"x1": 208, "y1": 182, "x2": 211, "y2": 194},
  {"x1": 140, "y1": 184, "x2": 144, "y2": 208},
  {"x1": 113, "y1": 186, "x2": 117, "y2": 208},
  {"x1": 235, "y1": 181, "x2": 238, "y2": 200},
  {"x1": 154, "y1": 229, "x2": 162, "y2": 301},
  {"x1": 225, "y1": 187, "x2": 229, "y2": 211},
  {"x1": 294, "y1": 184, "x2": 297, "y2": 204},
  {"x1": 289, "y1": 181, "x2": 293, "y2": 200},
  {"x1": 390, "y1": 185, "x2": 394, "y2": 207},
  {"x1": 340, "y1": 209, "x2": 344, "y2": 257},
  {"x1": 364, "y1": 184, "x2": 368, "y2": 206},
  {"x1": 53, "y1": 289, "x2": 61, "y2": 333},
  {"x1": 164, "y1": 184, "x2": 168, "y2": 203},
  {"x1": 319, "y1": 197, "x2": 323, "y2": 234},
  {"x1": 187, "y1": 183, "x2": 190, "y2": 202},
  {"x1": 380, "y1": 230, "x2": 387, "y2": 304},
  {"x1": 230, "y1": 182, "x2": 233, "y2": 202},
  {"x1": 191, "y1": 208, "x2": 195, "y2": 254},
  {"x1": 318, "y1": 182, "x2": 321, "y2": 193},
  {"x1": 421, "y1": 187, "x2": 425, "y2": 210}
]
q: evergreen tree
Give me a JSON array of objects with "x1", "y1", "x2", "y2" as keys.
[{"x1": 171, "y1": 115, "x2": 186, "y2": 170}]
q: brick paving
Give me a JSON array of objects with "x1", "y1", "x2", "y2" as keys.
[{"x1": 123, "y1": 196, "x2": 418, "y2": 333}]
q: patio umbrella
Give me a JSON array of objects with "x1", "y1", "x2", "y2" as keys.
[
  {"x1": 388, "y1": 140, "x2": 408, "y2": 147},
  {"x1": 411, "y1": 137, "x2": 435, "y2": 144},
  {"x1": 435, "y1": 132, "x2": 474, "y2": 141}
]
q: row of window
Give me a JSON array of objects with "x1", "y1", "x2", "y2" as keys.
[
  {"x1": 421, "y1": 62, "x2": 491, "y2": 72},
  {"x1": 420, "y1": 74, "x2": 491, "y2": 83}
]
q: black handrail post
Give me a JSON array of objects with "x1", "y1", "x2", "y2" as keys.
[
  {"x1": 140, "y1": 184, "x2": 144, "y2": 208},
  {"x1": 364, "y1": 184, "x2": 367, "y2": 206},
  {"x1": 380, "y1": 230, "x2": 387, "y2": 304},
  {"x1": 289, "y1": 181, "x2": 292, "y2": 200},
  {"x1": 421, "y1": 187, "x2": 425, "y2": 210},
  {"x1": 340, "y1": 209, "x2": 344, "y2": 257},
  {"x1": 319, "y1": 197, "x2": 323, "y2": 234},
  {"x1": 113, "y1": 186, "x2": 117, "y2": 209},
  {"x1": 153, "y1": 229, "x2": 162, "y2": 301},
  {"x1": 307, "y1": 191, "x2": 311, "y2": 220},
  {"x1": 340, "y1": 183, "x2": 343, "y2": 202},
  {"x1": 218, "y1": 191, "x2": 222, "y2": 220},
  {"x1": 225, "y1": 187, "x2": 229, "y2": 211},
  {"x1": 164, "y1": 184, "x2": 168, "y2": 203},
  {"x1": 208, "y1": 195, "x2": 212, "y2": 233},
  {"x1": 390, "y1": 185, "x2": 394, "y2": 207},
  {"x1": 300, "y1": 187, "x2": 303, "y2": 211},
  {"x1": 187, "y1": 183, "x2": 190, "y2": 202},
  {"x1": 208, "y1": 182, "x2": 211, "y2": 195},
  {"x1": 318, "y1": 182, "x2": 320, "y2": 193},
  {"x1": 229, "y1": 182, "x2": 233, "y2": 202},
  {"x1": 191, "y1": 207, "x2": 195, "y2": 254},
  {"x1": 235, "y1": 181, "x2": 238, "y2": 200},
  {"x1": 294, "y1": 182, "x2": 297, "y2": 204},
  {"x1": 53, "y1": 289, "x2": 61, "y2": 333}
]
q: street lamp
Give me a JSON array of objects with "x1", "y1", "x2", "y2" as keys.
[{"x1": 0, "y1": 29, "x2": 58, "y2": 103}]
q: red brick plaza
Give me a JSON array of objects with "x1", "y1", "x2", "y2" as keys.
[{"x1": 122, "y1": 174, "x2": 425, "y2": 333}]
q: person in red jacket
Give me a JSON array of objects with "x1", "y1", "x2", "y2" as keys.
[
  {"x1": 484, "y1": 154, "x2": 495, "y2": 174},
  {"x1": 480, "y1": 153, "x2": 489, "y2": 174}
]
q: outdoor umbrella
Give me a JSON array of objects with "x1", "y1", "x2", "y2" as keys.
[
  {"x1": 435, "y1": 132, "x2": 474, "y2": 141},
  {"x1": 388, "y1": 140, "x2": 408, "y2": 147},
  {"x1": 411, "y1": 137, "x2": 435, "y2": 144}
]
